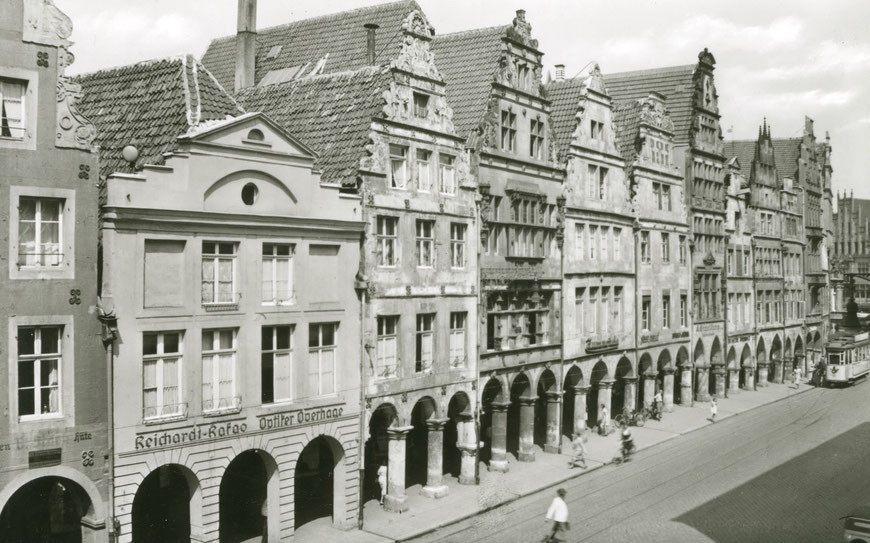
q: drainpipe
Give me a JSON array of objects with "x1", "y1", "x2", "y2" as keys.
[
  {"x1": 475, "y1": 186, "x2": 483, "y2": 485},
  {"x1": 751, "y1": 238, "x2": 759, "y2": 390},
  {"x1": 721, "y1": 242, "x2": 729, "y2": 398},
  {"x1": 632, "y1": 214, "x2": 641, "y2": 407},
  {"x1": 98, "y1": 309, "x2": 118, "y2": 542}
]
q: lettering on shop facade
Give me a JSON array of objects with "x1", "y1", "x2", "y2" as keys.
[{"x1": 258, "y1": 406, "x2": 345, "y2": 431}]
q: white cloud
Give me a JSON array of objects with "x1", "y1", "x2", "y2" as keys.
[
  {"x1": 752, "y1": 89, "x2": 857, "y2": 110},
  {"x1": 668, "y1": 15, "x2": 803, "y2": 54},
  {"x1": 756, "y1": 40, "x2": 870, "y2": 80}
]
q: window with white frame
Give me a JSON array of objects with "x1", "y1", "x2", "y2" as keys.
[
  {"x1": 261, "y1": 325, "x2": 293, "y2": 404},
  {"x1": 679, "y1": 235, "x2": 687, "y2": 265},
  {"x1": 18, "y1": 197, "x2": 63, "y2": 268},
  {"x1": 202, "y1": 241, "x2": 237, "y2": 305},
  {"x1": 662, "y1": 292, "x2": 671, "y2": 328},
  {"x1": 416, "y1": 314, "x2": 435, "y2": 372},
  {"x1": 142, "y1": 331, "x2": 183, "y2": 420},
  {"x1": 1, "y1": 78, "x2": 25, "y2": 139},
  {"x1": 17, "y1": 326, "x2": 62, "y2": 418},
  {"x1": 439, "y1": 154, "x2": 456, "y2": 195},
  {"x1": 680, "y1": 294, "x2": 688, "y2": 327},
  {"x1": 202, "y1": 329, "x2": 238, "y2": 412},
  {"x1": 642, "y1": 296, "x2": 651, "y2": 331},
  {"x1": 377, "y1": 216, "x2": 398, "y2": 267},
  {"x1": 641, "y1": 231, "x2": 650, "y2": 263},
  {"x1": 308, "y1": 323, "x2": 336, "y2": 395},
  {"x1": 416, "y1": 220, "x2": 435, "y2": 268},
  {"x1": 389, "y1": 144, "x2": 408, "y2": 189},
  {"x1": 449, "y1": 312, "x2": 467, "y2": 368},
  {"x1": 575, "y1": 223, "x2": 585, "y2": 260},
  {"x1": 416, "y1": 149, "x2": 432, "y2": 192},
  {"x1": 376, "y1": 316, "x2": 398, "y2": 378},
  {"x1": 450, "y1": 223, "x2": 466, "y2": 269},
  {"x1": 261, "y1": 243, "x2": 293, "y2": 304}
]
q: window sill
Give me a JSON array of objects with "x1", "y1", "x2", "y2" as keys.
[
  {"x1": 504, "y1": 255, "x2": 545, "y2": 262},
  {"x1": 18, "y1": 414, "x2": 63, "y2": 423},
  {"x1": 202, "y1": 406, "x2": 244, "y2": 417},
  {"x1": 143, "y1": 414, "x2": 187, "y2": 426},
  {"x1": 202, "y1": 302, "x2": 240, "y2": 312}
]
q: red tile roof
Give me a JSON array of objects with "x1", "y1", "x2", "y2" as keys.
[
  {"x1": 604, "y1": 65, "x2": 696, "y2": 144},
  {"x1": 431, "y1": 25, "x2": 510, "y2": 142},
  {"x1": 74, "y1": 55, "x2": 244, "y2": 179},
  {"x1": 202, "y1": 0, "x2": 422, "y2": 90},
  {"x1": 237, "y1": 67, "x2": 391, "y2": 187}
]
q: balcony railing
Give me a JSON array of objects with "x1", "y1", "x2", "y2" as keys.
[
  {"x1": 202, "y1": 293, "x2": 242, "y2": 312},
  {"x1": 143, "y1": 402, "x2": 189, "y2": 423},
  {"x1": 202, "y1": 396, "x2": 243, "y2": 415}
]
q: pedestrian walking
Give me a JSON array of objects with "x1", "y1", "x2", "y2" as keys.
[
  {"x1": 543, "y1": 488, "x2": 570, "y2": 542},
  {"x1": 597, "y1": 404, "x2": 609, "y2": 436},
  {"x1": 793, "y1": 366, "x2": 802, "y2": 389},
  {"x1": 709, "y1": 397, "x2": 718, "y2": 422},
  {"x1": 377, "y1": 462, "x2": 387, "y2": 505},
  {"x1": 653, "y1": 390, "x2": 663, "y2": 420},
  {"x1": 569, "y1": 432, "x2": 588, "y2": 469}
]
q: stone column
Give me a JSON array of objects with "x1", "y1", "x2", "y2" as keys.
[
  {"x1": 712, "y1": 367, "x2": 726, "y2": 398},
  {"x1": 680, "y1": 367, "x2": 693, "y2": 406},
  {"x1": 642, "y1": 374, "x2": 656, "y2": 409},
  {"x1": 757, "y1": 362, "x2": 769, "y2": 387},
  {"x1": 572, "y1": 386, "x2": 589, "y2": 434},
  {"x1": 458, "y1": 446, "x2": 477, "y2": 485},
  {"x1": 544, "y1": 392, "x2": 561, "y2": 454},
  {"x1": 728, "y1": 368, "x2": 740, "y2": 394},
  {"x1": 598, "y1": 379, "x2": 615, "y2": 426},
  {"x1": 488, "y1": 401, "x2": 509, "y2": 473},
  {"x1": 662, "y1": 368, "x2": 675, "y2": 412},
  {"x1": 623, "y1": 376, "x2": 638, "y2": 412},
  {"x1": 743, "y1": 366, "x2": 755, "y2": 390},
  {"x1": 695, "y1": 366, "x2": 710, "y2": 402},
  {"x1": 420, "y1": 418, "x2": 449, "y2": 499},
  {"x1": 771, "y1": 358, "x2": 784, "y2": 384},
  {"x1": 384, "y1": 426, "x2": 413, "y2": 513},
  {"x1": 518, "y1": 396, "x2": 536, "y2": 462},
  {"x1": 796, "y1": 354, "x2": 806, "y2": 378}
]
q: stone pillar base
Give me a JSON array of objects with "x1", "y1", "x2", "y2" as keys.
[
  {"x1": 488, "y1": 460, "x2": 509, "y2": 473},
  {"x1": 383, "y1": 494, "x2": 408, "y2": 513},
  {"x1": 518, "y1": 450, "x2": 536, "y2": 462},
  {"x1": 544, "y1": 444, "x2": 560, "y2": 454},
  {"x1": 420, "y1": 484, "x2": 449, "y2": 499},
  {"x1": 459, "y1": 474, "x2": 476, "y2": 485}
]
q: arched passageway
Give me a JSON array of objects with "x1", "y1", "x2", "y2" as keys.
[
  {"x1": 406, "y1": 397, "x2": 436, "y2": 489},
  {"x1": 508, "y1": 373, "x2": 533, "y2": 461},
  {"x1": 220, "y1": 450, "x2": 278, "y2": 543},
  {"x1": 675, "y1": 347, "x2": 689, "y2": 405},
  {"x1": 444, "y1": 392, "x2": 471, "y2": 478},
  {"x1": 480, "y1": 379, "x2": 503, "y2": 466},
  {"x1": 534, "y1": 370, "x2": 557, "y2": 451},
  {"x1": 364, "y1": 403, "x2": 397, "y2": 503},
  {"x1": 740, "y1": 344, "x2": 753, "y2": 388},
  {"x1": 586, "y1": 361, "x2": 608, "y2": 428},
  {"x1": 612, "y1": 357, "x2": 634, "y2": 416},
  {"x1": 771, "y1": 335, "x2": 783, "y2": 383},
  {"x1": 133, "y1": 464, "x2": 199, "y2": 543},
  {"x1": 295, "y1": 436, "x2": 344, "y2": 529},
  {"x1": 562, "y1": 366, "x2": 583, "y2": 440},
  {"x1": 710, "y1": 337, "x2": 722, "y2": 396},
  {"x1": 0, "y1": 476, "x2": 94, "y2": 543},
  {"x1": 638, "y1": 353, "x2": 654, "y2": 409}
]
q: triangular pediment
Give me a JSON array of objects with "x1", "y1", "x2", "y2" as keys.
[{"x1": 181, "y1": 112, "x2": 317, "y2": 158}]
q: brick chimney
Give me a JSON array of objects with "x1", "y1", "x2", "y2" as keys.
[
  {"x1": 235, "y1": 0, "x2": 257, "y2": 92},
  {"x1": 554, "y1": 64, "x2": 565, "y2": 81},
  {"x1": 364, "y1": 23, "x2": 379, "y2": 65}
]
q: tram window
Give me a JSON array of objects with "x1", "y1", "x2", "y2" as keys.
[{"x1": 829, "y1": 354, "x2": 840, "y2": 365}]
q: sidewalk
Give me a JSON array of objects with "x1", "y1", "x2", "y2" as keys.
[{"x1": 300, "y1": 381, "x2": 812, "y2": 542}]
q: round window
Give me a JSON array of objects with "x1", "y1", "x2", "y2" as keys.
[
  {"x1": 241, "y1": 183, "x2": 259, "y2": 205},
  {"x1": 246, "y1": 129, "x2": 265, "y2": 142}
]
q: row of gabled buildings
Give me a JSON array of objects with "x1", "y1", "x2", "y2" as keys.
[{"x1": 0, "y1": 0, "x2": 836, "y2": 541}]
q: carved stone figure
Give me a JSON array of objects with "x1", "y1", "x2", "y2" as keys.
[
  {"x1": 22, "y1": 0, "x2": 73, "y2": 47},
  {"x1": 360, "y1": 131, "x2": 388, "y2": 174}
]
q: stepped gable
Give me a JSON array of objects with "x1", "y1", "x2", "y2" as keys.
[
  {"x1": 604, "y1": 64, "x2": 696, "y2": 144},
  {"x1": 236, "y1": 66, "x2": 392, "y2": 187},
  {"x1": 543, "y1": 77, "x2": 585, "y2": 157},
  {"x1": 431, "y1": 25, "x2": 510, "y2": 143},
  {"x1": 201, "y1": 0, "x2": 422, "y2": 90},
  {"x1": 74, "y1": 55, "x2": 243, "y2": 178}
]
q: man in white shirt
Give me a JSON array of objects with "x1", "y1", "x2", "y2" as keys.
[{"x1": 544, "y1": 488, "x2": 569, "y2": 541}]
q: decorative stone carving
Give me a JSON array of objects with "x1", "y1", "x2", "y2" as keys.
[
  {"x1": 455, "y1": 149, "x2": 473, "y2": 189},
  {"x1": 381, "y1": 82, "x2": 455, "y2": 133},
  {"x1": 506, "y1": 9, "x2": 538, "y2": 49},
  {"x1": 22, "y1": 0, "x2": 73, "y2": 47},
  {"x1": 584, "y1": 64, "x2": 607, "y2": 95},
  {"x1": 703, "y1": 252, "x2": 716, "y2": 267},
  {"x1": 477, "y1": 96, "x2": 501, "y2": 151},
  {"x1": 392, "y1": 33, "x2": 440, "y2": 80},
  {"x1": 401, "y1": 10, "x2": 433, "y2": 37},
  {"x1": 360, "y1": 131, "x2": 388, "y2": 174},
  {"x1": 639, "y1": 94, "x2": 675, "y2": 133},
  {"x1": 56, "y1": 78, "x2": 96, "y2": 150}
]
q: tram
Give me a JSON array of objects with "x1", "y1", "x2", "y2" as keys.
[{"x1": 826, "y1": 331, "x2": 870, "y2": 387}]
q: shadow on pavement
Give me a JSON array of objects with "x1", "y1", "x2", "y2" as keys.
[{"x1": 674, "y1": 422, "x2": 870, "y2": 543}]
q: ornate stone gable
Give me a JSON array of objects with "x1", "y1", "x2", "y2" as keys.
[
  {"x1": 22, "y1": 0, "x2": 73, "y2": 47},
  {"x1": 494, "y1": 49, "x2": 542, "y2": 96},
  {"x1": 583, "y1": 64, "x2": 607, "y2": 96},
  {"x1": 505, "y1": 9, "x2": 538, "y2": 49},
  {"x1": 381, "y1": 81, "x2": 455, "y2": 133},
  {"x1": 639, "y1": 94, "x2": 675, "y2": 133},
  {"x1": 392, "y1": 10, "x2": 441, "y2": 80},
  {"x1": 401, "y1": 9, "x2": 434, "y2": 38}
]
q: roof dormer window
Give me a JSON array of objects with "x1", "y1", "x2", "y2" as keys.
[{"x1": 413, "y1": 92, "x2": 429, "y2": 119}]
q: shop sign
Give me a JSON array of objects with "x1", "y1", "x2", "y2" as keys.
[
  {"x1": 135, "y1": 421, "x2": 248, "y2": 450},
  {"x1": 258, "y1": 405, "x2": 345, "y2": 431}
]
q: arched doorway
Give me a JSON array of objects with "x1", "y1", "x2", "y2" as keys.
[
  {"x1": 586, "y1": 361, "x2": 608, "y2": 427},
  {"x1": 771, "y1": 335, "x2": 782, "y2": 383},
  {"x1": 562, "y1": 366, "x2": 583, "y2": 441},
  {"x1": 407, "y1": 397, "x2": 436, "y2": 489},
  {"x1": 220, "y1": 450, "x2": 278, "y2": 543},
  {"x1": 0, "y1": 476, "x2": 93, "y2": 543},
  {"x1": 133, "y1": 464, "x2": 199, "y2": 543},
  {"x1": 675, "y1": 347, "x2": 689, "y2": 404},
  {"x1": 444, "y1": 392, "x2": 471, "y2": 479},
  {"x1": 710, "y1": 337, "x2": 722, "y2": 396},
  {"x1": 795, "y1": 336, "x2": 805, "y2": 374},
  {"x1": 740, "y1": 344, "x2": 753, "y2": 387},
  {"x1": 613, "y1": 357, "x2": 633, "y2": 416},
  {"x1": 364, "y1": 403, "x2": 397, "y2": 503},
  {"x1": 534, "y1": 370, "x2": 557, "y2": 450},
  {"x1": 480, "y1": 379, "x2": 503, "y2": 465},
  {"x1": 693, "y1": 339, "x2": 705, "y2": 401},
  {"x1": 295, "y1": 436, "x2": 344, "y2": 529},
  {"x1": 507, "y1": 373, "x2": 531, "y2": 458},
  {"x1": 785, "y1": 337, "x2": 793, "y2": 369}
]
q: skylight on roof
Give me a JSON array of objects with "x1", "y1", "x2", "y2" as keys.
[{"x1": 267, "y1": 45, "x2": 282, "y2": 59}]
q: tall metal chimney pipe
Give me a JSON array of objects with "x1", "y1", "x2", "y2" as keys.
[
  {"x1": 235, "y1": 0, "x2": 257, "y2": 92},
  {"x1": 364, "y1": 23, "x2": 379, "y2": 65}
]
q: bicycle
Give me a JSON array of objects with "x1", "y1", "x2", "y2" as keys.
[{"x1": 614, "y1": 407, "x2": 647, "y2": 428}]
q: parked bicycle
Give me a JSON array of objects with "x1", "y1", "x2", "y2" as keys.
[{"x1": 614, "y1": 407, "x2": 647, "y2": 428}]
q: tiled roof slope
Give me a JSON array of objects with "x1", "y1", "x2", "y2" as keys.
[
  {"x1": 722, "y1": 140, "x2": 756, "y2": 174},
  {"x1": 543, "y1": 78, "x2": 584, "y2": 157},
  {"x1": 237, "y1": 66, "x2": 391, "y2": 186},
  {"x1": 202, "y1": 0, "x2": 421, "y2": 90},
  {"x1": 604, "y1": 65, "x2": 696, "y2": 144},
  {"x1": 432, "y1": 25, "x2": 509, "y2": 141},
  {"x1": 771, "y1": 138, "x2": 802, "y2": 182},
  {"x1": 74, "y1": 55, "x2": 243, "y2": 178},
  {"x1": 613, "y1": 99, "x2": 643, "y2": 165}
]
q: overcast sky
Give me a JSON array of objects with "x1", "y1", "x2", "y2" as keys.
[{"x1": 63, "y1": 0, "x2": 869, "y2": 202}]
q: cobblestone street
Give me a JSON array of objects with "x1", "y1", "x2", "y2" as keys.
[{"x1": 407, "y1": 381, "x2": 870, "y2": 542}]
